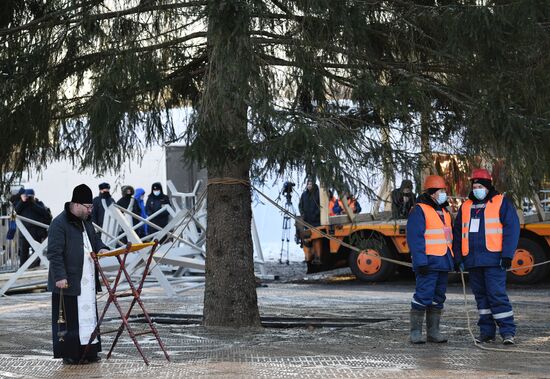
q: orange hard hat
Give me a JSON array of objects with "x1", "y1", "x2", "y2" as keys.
[
  {"x1": 423, "y1": 175, "x2": 446, "y2": 190},
  {"x1": 470, "y1": 168, "x2": 492, "y2": 181}
]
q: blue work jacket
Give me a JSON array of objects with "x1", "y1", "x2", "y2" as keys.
[
  {"x1": 406, "y1": 194, "x2": 454, "y2": 272},
  {"x1": 452, "y1": 191, "x2": 520, "y2": 269}
]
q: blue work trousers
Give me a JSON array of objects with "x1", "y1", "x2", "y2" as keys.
[
  {"x1": 469, "y1": 266, "x2": 515, "y2": 337},
  {"x1": 411, "y1": 271, "x2": 448, "y2": 311}
]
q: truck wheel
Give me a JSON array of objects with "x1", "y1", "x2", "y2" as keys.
[
  {"x1": 507, "y1": 238, "x2": 549, "y2": 284},
  {"x1": 348, "y1": 239, "x2": 396, "y2": 282}
]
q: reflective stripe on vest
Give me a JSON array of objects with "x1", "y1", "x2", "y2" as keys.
[
  {"x1": 461, "y1": 194, "x2": 504, "y2": 255},
  {"x1": 418, "y1": 203, "x2": 453, "y2": 257}
]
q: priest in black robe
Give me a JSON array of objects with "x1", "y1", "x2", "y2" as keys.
[{"x1": 47, "y1": 184, "x2": 109, "y2": 364}]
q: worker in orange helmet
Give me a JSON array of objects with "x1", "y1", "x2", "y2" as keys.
[
  {"x1": 452, "y1": 168, "x2": 519, "y2": 345},
  {"x1": 327, "y1": 190, "x2": 338, "y2": 216},
  {"x1": 406, "y1": 175, "x2": 454, "y2": 344}
]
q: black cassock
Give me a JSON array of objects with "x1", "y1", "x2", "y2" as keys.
[{"x1": 51, "y1": 292, "x2": 101, "y2": 360}]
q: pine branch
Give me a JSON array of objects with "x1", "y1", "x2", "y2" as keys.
[
  {"x1": 0, "y1": 1, "x2": 206, "y2": 37},
  {"x1": 48, "y1": 31, "x2": 207, "y2": 74},
  {"x1": 0, "y1": 0, "x2": 99, "y2": 37}
]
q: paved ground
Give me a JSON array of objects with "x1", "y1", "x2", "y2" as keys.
[{"x1": 1, "y1": 263, "x2": 550, "y2": 378}]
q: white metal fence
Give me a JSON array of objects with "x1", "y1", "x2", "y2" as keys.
[
  {"x1": 0, "y1": 180, "x2": 270, "y2": 296},
  {"x1": 0, "y1": 213, "x2": 19, "y2": 273}
]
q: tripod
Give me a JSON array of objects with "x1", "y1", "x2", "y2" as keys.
[{"x1": 279, "y1": 193, "x2": 296, "y2": 265}]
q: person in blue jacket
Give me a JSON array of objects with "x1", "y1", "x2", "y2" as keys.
[
  {"x1": 332, "y1": 192, "x2": 361, "y2": 215},
  {"x1": 407, "y1": 175, "x2": 454, "y2": 344},
  {"x1": 134, "y1": 188, "x2": 148, "y2": 237},
  {"x1": 452, "y1": 168, "x2": 519, "y2": 345}
]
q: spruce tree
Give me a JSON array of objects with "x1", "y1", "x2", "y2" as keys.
[{"x1": 1, "y1": 1, "x2": 548, "y2": 327}]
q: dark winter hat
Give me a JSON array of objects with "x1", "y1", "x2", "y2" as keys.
[
  {"x1": 400, "y1": 180, "x2": 413, "y2": 190},
  {"x1": 24, "y1": 188, "x2": 35, "y2": 196},
  {"x1": 123, "y1": 185, "x2": 135, "y2": 196},
  {"x1": 99, "y1": 182, "x2": 110, "y2": 190},
  {"x1": 471, "y1": 178, "x2": 492, "y2": 189},
  {"x1": 71, "y1": 184, "x2": 93, "y2": 204},
  {"x1": 152, "y1": 182, "x2": 162, "y2": 191}
]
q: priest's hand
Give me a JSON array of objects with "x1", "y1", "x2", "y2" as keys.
[{"x1": 56, "y1": 279, "x2": 68, "y2": 288}]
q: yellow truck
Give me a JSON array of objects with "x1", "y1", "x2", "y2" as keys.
[{"x1": 299, "y1": 196, "x2": 550, "y2": 284}]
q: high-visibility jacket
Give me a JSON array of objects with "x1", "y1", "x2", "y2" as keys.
[
  {"x1": 328, "y1": 198, "x2": 338, "y2": 216},
  {"x1": 331, "y1": 197, "x2": 361, "y2": 215},
  {"x1": 418, "y1": 203, "x2": 453, "y2": 257},
  {"x1": 461, "y1": 194, "x2": 504, "y2": 255}
]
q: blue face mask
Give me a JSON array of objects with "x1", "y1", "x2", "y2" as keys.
[
  {"x1": 473, "y1": 188, "x2": 487, "y2": 201},
  {"x1": 436, "y1": 192, "x2": 447, "y2": 205}
]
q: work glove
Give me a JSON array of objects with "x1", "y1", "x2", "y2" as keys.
[
  {"x1": 500, "y1": 257, "x2": 512, "y2": 271},
  {"x1": 417, "y1": 265, "x2": 429, "y2": 275},
  {"x1": 454, "y1": 262, "x2": 465, "y2": 273}
]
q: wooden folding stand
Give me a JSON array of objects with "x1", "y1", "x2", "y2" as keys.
[{"x1": 83, "y1": 241, "x2": 171, "y2": 365}]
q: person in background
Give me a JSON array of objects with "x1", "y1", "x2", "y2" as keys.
[
  {"x1": 116, "y1": 185, "x2": 141, "y2": 240},
  {"x1": 91, "y1": 182, "x2": 114, "y2": 230},
  {"x1": 298, "y1": 179, "x2": 320, "y2": 227},
  {"x1": 298, "y1": 179, "x2": 321, "y2": 264},
  {"x1": 392, "y1": 179, "x2": 416, "y2": 219},
  {"x1": 146, "y1": 182, "x2": 171, "y2": 230},
  {"x1": 46, "y1": 184, "x2": 108, "y2": 364},
  {"x1": 134, "y1": 188, "x2": 148, "y2": 237},
  {"x1": 452, "y1": 168, "x2": 519, "y2": 345},
  {"x1": 333, "y1": 192, "x2": 362, "y2": 215},
  {"x1": 346, "y1": 193, "x2": 362, "y2": 214},
  {"x1": 15, "y1": 188, "x2": 52, "y2": 268},
  {"x1": 9, "y1": 186, "x2": 25, "y2": 208},
  {"x1": 407, "y1": 175, "x2": 454, "y2": 344},
  {"x1": 327, "y1": 190, "x2": 337, "y2": 216}
]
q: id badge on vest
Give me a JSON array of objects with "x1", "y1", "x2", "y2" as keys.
[
  {"x1": 469, "y1": 218, "x2": 480, "y2": 233},
  {"x1": 443, "y1": 226, "x2": 452, "y2": 243}
]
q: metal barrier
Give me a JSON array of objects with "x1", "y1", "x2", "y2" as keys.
[
  {"x1": 539, "y1": 189, "x2": 550, "y2": 212},
  {"x1": 0, "y1": 212, "x2": 19, "y2": 273},
  {"x1": 0, "y1": 180, "x2": 271, "y2": 296}
]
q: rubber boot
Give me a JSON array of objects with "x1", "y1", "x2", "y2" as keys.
[
  {"x1": 426, "y1": 308, "x2": 448, "y2": 343},
  {"x1": 410, "y1": 309, "x2": 426, "y2": 344}
]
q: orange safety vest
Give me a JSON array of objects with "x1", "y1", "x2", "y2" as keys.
[
  {"x1": 328, "y1": 198, "x2": 337, "y2": 216},
  {"x1": 418, "y1": 203, "x2": 453, "y2": 257},
  {"x1": 461, "y1": 194, "x2": 504, "y2": 255}
]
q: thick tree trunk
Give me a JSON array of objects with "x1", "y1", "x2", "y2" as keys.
[
  {"x1": 204, "y1": 164, "x2": 261, "y2": 327},
  {"x1": 201, "y1": 0, "x2": 261, "y2": 328}
]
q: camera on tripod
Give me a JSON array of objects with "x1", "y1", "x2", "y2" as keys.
[
  {"x1": 282, "y1": 181, "x2": 295, "y2": 202},
  {"x1": 279, "y1": 181, "x2": 296, "y2": 265}
]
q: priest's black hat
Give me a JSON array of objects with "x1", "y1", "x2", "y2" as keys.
[{"x1": 71, "y1": 184, "x2": 93, "y2": 204}]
